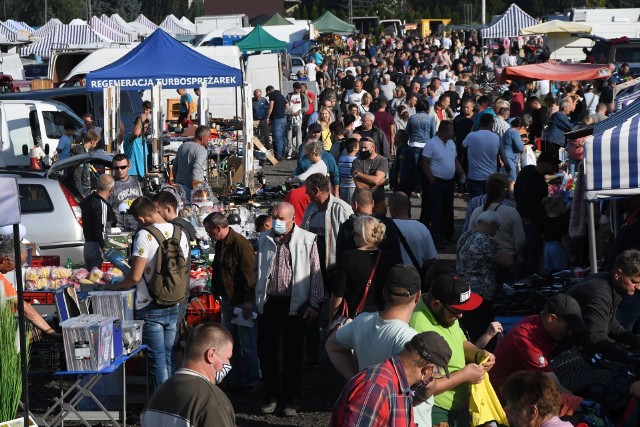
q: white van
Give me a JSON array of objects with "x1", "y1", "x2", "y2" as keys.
[
  {"x1": 0, "y1": 100, "x2": 84, "y2": 167},
  {"x1": 0, "y1": 53, "x2": 25, "y2": 80},
  {"x1": 60, "y1": 47, "x2": 137, "y2": 85}
]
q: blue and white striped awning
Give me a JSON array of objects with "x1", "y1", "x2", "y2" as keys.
[
  {"x1": 585, "y1": 100, "x2": 640, "y2": 200},
  {"x1": 90, "y1": 16, "x2": 129, "y2": 42},
  {"x1": 110, "y1": 14, "x2": 137, "y2": 33},
  {"x1": 21, "y1": 24, "x2": 107, "y2": 58},
  {"x1": 159, "y1": 14, "x2": 193, "y2": 36},
  {"x1": 99, "y1": 15, "x2": 137, "y2": 42},
  {"x1": 480, "y1": 3, "x2": 537, "y2": 39},
  {"x1": 613, "y1": 78, "x2": 640, "y2": 111},
  {"x1": 0, "y1": 21, "x2": 17, "y2": 41},
  {"x1": 33, "y1": 18, "x2": 63, "y2": 37},
  {"x1": 135, "y1": 14, "x2": 158, "y2": 31},
  {"x1": 5, "y1": 20, "x2": 33, "y2": 33}
]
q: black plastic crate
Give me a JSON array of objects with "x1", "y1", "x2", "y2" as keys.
[{"x1": 29, "y1": 341, "x2": 65, "y2": 373}]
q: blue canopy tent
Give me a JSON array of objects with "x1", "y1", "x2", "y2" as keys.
[
  {"x1": 86, "y1": 28, "x2": 242, "y2": 90},
  {"x1": 583, "y1": 97, "x2": 640, "y2": 271},
  {"x1": 85, "y1": 29, "x2": 254, "y2": 186}
]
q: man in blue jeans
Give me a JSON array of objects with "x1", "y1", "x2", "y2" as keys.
[
  {"x1": 107, "y1": 196, "x2": 189, "y2": 391},
  {"x1": 204, "y1": 212, "x2": 260, "y2": 393},
  {"x1": 266, "y1": 85, "x2": 289, "y2": 160}
]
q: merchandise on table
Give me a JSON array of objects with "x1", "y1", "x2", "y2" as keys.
[
  {"x1": 89, "y1": 289, "x2": 135, "y2": 321},
  {"x1": 122, "y1": 320, "x2": 144, "y2": 355},
  {"x1": 61, "y1": 314, "x2": 115, "y2": 371}
]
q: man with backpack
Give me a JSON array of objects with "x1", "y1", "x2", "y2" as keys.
[{"x1": 107, "y1": 196, "x2": 189, "y2": 391}]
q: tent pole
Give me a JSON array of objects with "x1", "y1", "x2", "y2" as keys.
[
  {"x1": 588, "y1": 201, "x2": 598, "y2": 273},
  {"x1": 611, "y1": 199, "x2": 619, "y2": 239},
  {"x1": 13, "y1": 225, "x2": 29, "y2": 427}
]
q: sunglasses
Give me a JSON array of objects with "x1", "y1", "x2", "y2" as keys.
[{"x1": 113, "y1": 165, "x2": 129, "y2": 170}]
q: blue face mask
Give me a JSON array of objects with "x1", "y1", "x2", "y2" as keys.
[{"x1": 273, "y1": 219, "x2": 288, "y2": 235}]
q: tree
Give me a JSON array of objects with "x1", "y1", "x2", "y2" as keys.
[
  {"x1": 310, "y1": 4, "x2": 319, "y2": 20},
  {"x1": 300, "y1": 5, "x2": 308, "y2": 20},
  {"x1": 186, "y1": 0, "x2": 204, "y2": 21},
  {"x1": 50, "y1": 0, "x2": 85, "y2": 23}
]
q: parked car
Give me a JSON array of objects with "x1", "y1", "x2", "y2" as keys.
[
  {"x1": 290, "y1": 55, "x2": 305, "y2": 79},
  {"x1": 1, "y1": 150, "x2": 115, "y2": 266}
]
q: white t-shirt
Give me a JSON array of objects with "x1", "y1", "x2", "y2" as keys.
[
  {"x1": 584, "y1": 92, "x2": 600, "y2": 115},
  {"x1": 132, "y1": 223, "x2": 190, "y2": 309},
  {"x1": 393, "y1": 219, "x2": 438, "y2": 266},
  {"x1": 305, "y1": 63, "x2": 317, "y2": 81},
  {"x1": 441, "y1": 37, "x2": 452, "y2": 50},
  {"x1": 346, "y1": 89, "x2": 368, "y2": 107},
  {"x1": 537, "y1": 80, "x2": 550, "y2": 96},
  {"x1": 289, "y1": 93, "x2": 303, "y2": 116},
  {"x1": 422, "y1": 136, "x2": 457, "y2": 180}
]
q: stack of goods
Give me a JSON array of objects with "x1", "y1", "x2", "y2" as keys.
[
  {"x1": 25, "y1": 267, "x2": 73, "y2": 290},
  {"x1": 89, "y1": 289, "x2": 135, "y2": 321},
  {"x1": 60, "y1": 314, "x2": 115, "y2": 371},
  {"x1": 74, "y1": 267, "x2": 124, "y2": 287}
]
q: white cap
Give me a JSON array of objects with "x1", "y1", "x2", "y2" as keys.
[{"x1": 0, "y1": 224, "x2": 26, "y2": 239}]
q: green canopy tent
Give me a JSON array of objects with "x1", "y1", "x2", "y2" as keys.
[
  {"x1": 263, "y1": 13, "x2": 293, "y2": 26},
  {"x1": 234, "y1": 25, "x2": 287, "y2": 52},
  {"x1": 313, "y1": 11, "x2": 356, "y2": 34}
]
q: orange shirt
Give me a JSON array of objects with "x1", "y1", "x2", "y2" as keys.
[{"x1": 1, "y1": 272, "x2": 17, "y2": 301}]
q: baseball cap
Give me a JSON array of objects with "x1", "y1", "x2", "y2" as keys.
[
  {"x1": 537, "y1": 152, "x2": 561, "y2": 165},
  {"x1": 410, "y1": 332, "x2": 452, "y2": 378},
  {"x1": 545, "y1": 294, "x2": 587, "y2": 332},
  {"x1": 430, "y1": 272, "x2": 482, "y2": 311},
  {"x1": 308, "y1": 123, "x2": 322, "y2": 133},
  {"x1": 385, "y1": 264, "x2": 421, "y2": 297}
]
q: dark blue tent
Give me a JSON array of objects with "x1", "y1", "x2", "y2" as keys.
[{"x1": 86, "y1": 28, "x2": 242, "y2": 91}]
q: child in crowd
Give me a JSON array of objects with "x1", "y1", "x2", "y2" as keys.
[
  {"x1": 255, "y1": 214, "x2": 272, "y2": 232},
  {"x1": 338, "y1": 139, "x2": 359, "y2": 203},
  {"x1": 541, "y1": 196, "x2": 570, "y2": 272}
]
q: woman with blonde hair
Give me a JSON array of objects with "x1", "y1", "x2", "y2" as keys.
[
  {"x1": 330, "y1": 215, "x2": 400, "y2": 318},
  {"x1": 359, "y1": 92, "x2": 373, "y2": 114},
  {"x1": 317, "y1": 106, "x2": 334, "y2": 151},
  {"x1": 390, "y1": 86, "x2": 407, "y2": 114}
]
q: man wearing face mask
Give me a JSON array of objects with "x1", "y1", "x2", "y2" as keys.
[
  {"x1": 255, "y1": 201, "x2": 324, "y2": 417},
  {"x1": 141, "y1": 323, "x2": 236, "y2": 427},
  {"x1": 330, "y1": 331, "x2": 452, "y2": 426},
  {"x1": 351, "y1": 138, "x2": 389, "y2": 215}
]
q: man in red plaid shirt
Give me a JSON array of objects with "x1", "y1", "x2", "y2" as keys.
[{"x1": 330, "y1": 331, "x2": 452, "y2": 427}]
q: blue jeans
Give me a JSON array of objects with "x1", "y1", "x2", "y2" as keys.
[
  {"x1": 179, "y1": 183, "x2": 192, "y2": 203},
  {"x1": 136, "y1": 303, "x2": 179, "y2": 391},
  {"x1": 271, "y1": 118, "x2": 287, "y2": 159},
  {"x1": 466, "y1": 178, "x2": 486, "y2": 198},
  {"x1": 220, "y1": 297, "x2": 261, "y2": 388}
]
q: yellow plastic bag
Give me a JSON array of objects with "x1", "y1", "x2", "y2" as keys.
[{"x1": 469, "y1": 357, "x2": 509, "y2": 427}]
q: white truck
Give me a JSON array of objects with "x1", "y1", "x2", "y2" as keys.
[
  {"x1": 0, "y1": 100, "x2": 84, "y2": 167},
  {"x1": 195, "y1": 14, "x2": 248, "y2": 36}
]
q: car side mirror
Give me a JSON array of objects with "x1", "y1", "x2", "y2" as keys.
[
  {"x1": 22, "y1": 144, "x2": 28, "y2": 156},
  {"x1": 44, "y1": 144, "x2": 50, "y2": 155}
]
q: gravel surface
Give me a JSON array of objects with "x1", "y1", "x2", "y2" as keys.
[{"x1": 26, "y1": 157, "x2": 468, "y2": 427}]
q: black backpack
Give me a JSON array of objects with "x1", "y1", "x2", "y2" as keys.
[{"x1": 143, "y1": 225, "x2": 188, "y2": 306}]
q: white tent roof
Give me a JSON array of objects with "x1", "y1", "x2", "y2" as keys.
[
  {"x1": 110, "y1": 13, "x2": 137, "y2": 33},
  {"x1": 0, "y1": 21, "x2": 17, "y2": 41},
  {"x1": 69, "y1": 19, "x2": 87, "y2": 26},
  {"x1": 127, "y1": 21, "x2": 155, "y2": 35},
  {"x1": 33, "y1": 18, "x2": 63, "y2": 37},
  {"x1": 5, "y1": 20, "x2": 34, "y2": 33},
  {"x1": 520, "y1": 20, "x2": 592, "y2": 35},
  {"x1": 180, "y1": 16, "x2": 196, "y2": 32},
  {"x1": 100, "y1": 15, "x2": 137, "y2": 41},
  {"x1": 159, "y1": 14, "x2": 193, "y2": 35}
]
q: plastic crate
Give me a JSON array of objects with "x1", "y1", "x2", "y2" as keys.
[
  {"x1": 31, "y1": 255, "x2": 60, "y2": 267},
  {"x1": 185, "y1": 294, "x2": 221, "y2": 326},
  {"x1": 29, "y1": 341, "x2": 65, "y2": 373},
  {"x1": 23, "y1": 291, "x2": 55, "y2": 304}
]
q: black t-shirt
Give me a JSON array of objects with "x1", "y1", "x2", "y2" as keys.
[
  {"x1": 340, "y1": 75, "x2": 355, "y2": 91},
  {"x1": 514, "y1": 165, "x2": 548, "y2": 221},
  {"x1": 333, "y1": 249, "x2": 400, "y2": 316},
  {"x1": 445, "y1": 90, "x2": 461, "y2": 111},
  {"x1": 542, "y1": 213, "x2": 569, "y2": 242},
  {"x1": 453, "y1": 115, "x2": 474, "y2": 145},
  {"x1": 268, "y1": 90, "x2": 287, "y2": 120}
]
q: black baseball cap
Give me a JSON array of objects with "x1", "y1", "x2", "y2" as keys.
[
  {"x1": 537, "y1": 152, "x2": 561, "y2": 165},
  {"x1": 545, "y1": 294, "x2": 587, "y2": 332},
  {"x1": 409, "y1": 332, "x2": 452, "y2": 378},
  {"x1": 430, "y1": 272, "x2": 482, "y2": 311},
  {"x1": 385, "y1": 264, "x2": 421, "y2": 297}
]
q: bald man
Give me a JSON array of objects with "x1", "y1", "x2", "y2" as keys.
[
  {"x1": 80, "y1": 174, "x2": 117, "y2": 270},
  {"x1": 255, "y1": 201, "x2": 324, "y2": 416}
]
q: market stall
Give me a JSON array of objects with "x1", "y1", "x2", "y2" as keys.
[
  {"x1": 520, "y1": 20, "x2": 593, "y2": 62},
  {"x1": 479, "y1": 4, "x2": 537, "y2": 42},
  {"x1": 235, "y1": 25, "x2": 287, "y2": 53},
  {"x1": 584, "y1": 97, "x2": 640, "y2": 271},
  {"x1": 86, "y1": 28, "x2": 255, "y2": 187},
  {"x1": 312, "y1": 11, "x2": 356, "y2": 35},
  {"x1": 497, "y1": 61, "x2": 612, "y2": 83}
]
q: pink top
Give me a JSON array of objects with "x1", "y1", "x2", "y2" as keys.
[{"x1": 541, "y1": 416, "x2": 574, "y2": 427}]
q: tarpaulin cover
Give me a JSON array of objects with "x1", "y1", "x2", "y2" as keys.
[
  {"x1": 520, "y1": 20, "x2": 592, "y2": 35},
  {"x1": 86, "y1": 28, "x2": 242, "y2": 91},
  {"x1": 499, "y1": 61, "x2": 612, "y2": 82}
]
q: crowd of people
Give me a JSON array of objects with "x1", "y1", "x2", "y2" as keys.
[{"x1": 5, "y1": 28, "x2": 640, "y2": 427}]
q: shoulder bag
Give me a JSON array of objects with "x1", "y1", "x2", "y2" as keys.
[{"x1": 328, "y1": 250, "x2": 382, "y2": 336}]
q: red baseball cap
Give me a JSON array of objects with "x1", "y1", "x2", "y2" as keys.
[{"x1": 430, "y1": 273, "x2": 483, "y2": 311}]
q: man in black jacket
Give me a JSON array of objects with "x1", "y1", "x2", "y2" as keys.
[
  {"x1": 80, "y1": 174, "x2": 117, "y2": 270},
  {"x1": 566, "y1": 249, "x2": 640, "y2": 368}
]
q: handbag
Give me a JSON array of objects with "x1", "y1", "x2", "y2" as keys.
[{"x1": 328, "y1": 250, "x2": 381, "y2": 336}]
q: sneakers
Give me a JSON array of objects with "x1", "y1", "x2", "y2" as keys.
[
  {"x1": 282, "y1": 406, "x2": 297, "y2": 417},
  {"x1": 260, "y1": 401, "x2": 277, "y2": 414}
]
